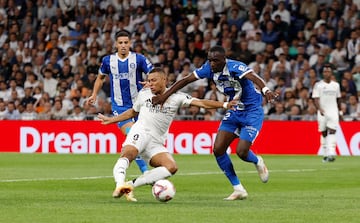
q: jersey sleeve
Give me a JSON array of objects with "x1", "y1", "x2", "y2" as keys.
[
  {"x1": 194, "y1": 61, "x2": 211, "y2": 79},
  {"x1": 138, "y1": 54, "x2": 153, "y2": 74},
  {"x1": 99, "y1": 55, "x2": 110, "y2": 75},
  {"x1": 132, "y1": 89, "x2": 146, "y2": 112},
  {"x1": 178, "y1": 92, "x2": 194, "y2": 107},
  {"x1": 312, "y1": 82, "x2": 320, "y2": 98},
  {"x1": 336, "y1": 82, "x2": 341, "y2": 98}
]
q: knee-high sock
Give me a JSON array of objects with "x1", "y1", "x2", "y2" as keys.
[
  {"x1": 321, "y1": 135, "x2": 328, "y2": 156},
  {"x1": 215, "y1": 153, "x2": 240, "y2": 186},
  {"x1": 242, "y1": 149, "x2": 259, "y2": 164},
  {"x1": 113, "y1": 157, "x2": 129, "y2": 188},
  {"x1": 133, "y1": 166, "x2": 172, "y2": 187},
  {"x1": 135, "y1": 156, "x2": 148, "y2": 173},
  {"x1": 327, "y1": 134, "x2": 336, "y2": 156}
]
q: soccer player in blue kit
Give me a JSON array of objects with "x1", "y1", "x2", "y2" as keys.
[
  {"x1": 87, "y1": 30, "x2": 152, "y2": 175},
  {"x1": 152, "y1": 45, "x2": 278, "y2": 200}
]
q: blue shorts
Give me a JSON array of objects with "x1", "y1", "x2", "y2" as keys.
[
  {"x1": 218, "y1": 107, "x2": 264, "y2": 143},
  {"x1": 112, "y1": 107, "x2": 137, "y2": 128}
]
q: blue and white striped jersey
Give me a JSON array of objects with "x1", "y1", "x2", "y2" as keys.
[
  {"x1": 99, "y1": 51, "x2": 153, "y2": 110},
  {"x1": 194, "y1": 59, "x2": 263, "y2": 110}
]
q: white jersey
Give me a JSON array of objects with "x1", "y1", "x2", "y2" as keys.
[
  {"x1": 312, "y1": 80, "x2": 341, "y2": 116},
  {"x1": 132, "y1": 88, "x2": 193, "y2": 143}
]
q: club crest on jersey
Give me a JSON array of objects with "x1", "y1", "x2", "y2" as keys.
[{"x1": 130, "y1": 63, "x2": 136, "y2": 69}]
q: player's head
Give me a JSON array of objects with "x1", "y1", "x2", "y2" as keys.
[
  {"x1": 322, "y1": 63, "x2": 333, "y2": 82},
  {"x1": 148, "y1": 67, "x2": 167, "y2": 95},
  {"x1": 207, "y1": 45, "x2": 226, "y2": 72},
  {"x1": 114, "y1": 30, "x2": 131, "y2": 58}
]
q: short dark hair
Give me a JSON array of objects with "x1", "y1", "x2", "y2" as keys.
[
  {"x1": 149, "y1": 67, "x2": 165, "y2": 75},
  {"x1": 209, "y1": 45, "x2": 225, "y2": 55},
  {"x1": 115, "y1": 29, "x2": 131, "y2": 39}
]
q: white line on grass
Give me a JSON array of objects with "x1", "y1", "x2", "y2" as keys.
[{"x1": 0, "y1": 168, "x2": 339, "y2": 183}]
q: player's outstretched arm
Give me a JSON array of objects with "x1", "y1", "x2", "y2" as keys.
[
  {"x1": 191, "y1": 99, "x2": 237, "y2": 109},
  {"x1": 152, "y1": 73, "x2": 198, "y2": 105},
  {"x1": 87, "y1": 74, "x2": 105, "y2": 105},
  {"x1": 244, "y1": 71, "x2": 278, "y2": 103},
  {"x1": 97, "y1": 109, "x2": 137, "y2": 125}
]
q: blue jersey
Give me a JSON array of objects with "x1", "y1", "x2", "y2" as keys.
[
  {"x1": 194, "y1": 59, "x2": 262, "y2": 111},
  {"x1": 99, "y1": 52, "x2": 153, "y2": 111}
]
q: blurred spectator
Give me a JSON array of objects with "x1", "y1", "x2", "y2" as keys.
[
  {"x1": 346, "y1": 94, "x2": 360, "y2": 120},
  {"x1": 4, "y1": 101, "x2": 21, "y2": 120},
  {"x1": 268, "y1": 102, "x2": 288, "y2": 120},
  {"x1": 42, "y1": 68, "x2": 58, "y2": 98},
  {"x1": 0, "y1": 100, "x2": 6, "y2": 119},
  {"x1": 21, "y1": 102, "x2": 38, "y2": 120},
  {"x1": 67, "y1": 105, "x2": 85, "y2": 120},
  {"x1": 51, "y1": 99, "x2": 67, "y2": 120},
  {"x1": 20, "y1": 87, "x2": 37, "y2": 107}
]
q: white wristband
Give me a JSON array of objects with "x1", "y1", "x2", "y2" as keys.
[
  {"x1": 223, "y1": 102, "x2": 228, "y2": 109},
  {"x1": 262, "y1": 87, "x2": 270, "y2": 95}
]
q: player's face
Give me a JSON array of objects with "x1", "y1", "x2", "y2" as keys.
[
  {"x1": 208, "y1": 51, "x2": 226, "y2": 72},
  {"x1": 148, "y1": 72, "x2": 167, "y2": 95},
  {"x1": 322, "y1": 67, "x2": 332, "y2": 82},
  {"x1": 115, "y1": 36, "x2": 131, "y2": 58}
]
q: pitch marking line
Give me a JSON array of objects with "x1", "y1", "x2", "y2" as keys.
[{"x1": 0, "y1": 168, "x2": 338, "y2": 183}]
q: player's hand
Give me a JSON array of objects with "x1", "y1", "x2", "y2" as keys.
[
  {"x1": 97, "y1": 113, "x2": 112, "y2": 125},
  {"x1": 264, "y1": 90, "x2": 279, "y2": 104},
  {"x1": 228, "y1": 100, "x2": 238, "y2": 110},
  {"x1": 139, "y1": 80, "x2": 150, "y2": 88},
  {"x1": 86, "y1": 95, "x2": 96, "y2": 105}
]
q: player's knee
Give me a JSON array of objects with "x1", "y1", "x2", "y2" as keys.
[
  {"x1": 165, "y1": 163, "x2": 178, "y2": 175},
  {"x1": 213, "y1": 147, "x2": 226, "y2": 156}
]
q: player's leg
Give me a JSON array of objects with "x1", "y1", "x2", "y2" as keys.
[
  {"x1": 213, "y1": 129, "x2": 247, "y2": 200},
  {"x1": 317, "y1": 114, "x2": 328, "y2": 162},
  {"x1": 236, "y1": 109, "x2": 269, "y2": 183},
  {"x1": 131, "y1": 152, "x2": 177, "y2": 187},
  {"x1": 326, "y1": 128, "x2": 337, "y2": 162},
  {"x1": 112, "y1": 145, "x2": 138, "y2": 200},
  {"x1": 121, "y1": 123, "x2": 148, "y2": 173}
]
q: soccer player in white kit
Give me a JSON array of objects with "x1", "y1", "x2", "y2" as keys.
[
  {"x1": 87, "y1": 30, "x2": 152, "y2": 173},
  {"x1": 312, "y1": 63, "x2": 342, "y2": 162},
  {"x1": 97, "y1": 67, "x2": 237, "y2": 201}
]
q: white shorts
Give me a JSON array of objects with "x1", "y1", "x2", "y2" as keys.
[
  {"x1": 122, "y1": 126, "x2": 168, "y2": 164},
  {"x1": 317, "y1": 111, "x2": 339, "y2": 132}
]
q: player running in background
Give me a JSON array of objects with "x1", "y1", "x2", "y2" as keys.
[
  {"x1": 312, "y1": 63, "x2": 342, "y2": 162},
  {"x1": 97, "y1": 67, "x2": 237, "y2": 202},
  {"x1": 87, "y1": 30, "x2": 152, "y2": 173},
  {"x1": 152, "y1": 45, "x2": 278, "y2": 200}
]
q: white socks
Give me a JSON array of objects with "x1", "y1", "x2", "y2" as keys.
[
  {"x1": 321, "y1": 135, "x2": 327, "y2": 156},
  {"x1": 113, "y1": 157, "x2": 129, "y2": 188},
  {"x1": 233, "y1": 183, "x2": 246, "y2": 191},
  {"x1": 327, "y1": 134, "x2": 336, "y2": 156},
  {"x1": 133, "y1": 166, "x2": 172, "y2": 187}
]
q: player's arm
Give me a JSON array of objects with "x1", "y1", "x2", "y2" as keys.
[
  {"x1": 97, "y1": 109, "x2": 138, "y2": 125},
  {"x1": 244, "y1": 71, "x2": 278, "y2": 103},
  {"x1": 313, "y1": 97, "x2": 324, "y2": 115},
  {"x1": 152, "y1": 73, "x2": 198, "y2": 105},
  {"x1": 87, "y1": 73, "x2": 105, "y2": 105},
  {"x1": 190, "y1": 99, "x2": 237, "y2": 109}
]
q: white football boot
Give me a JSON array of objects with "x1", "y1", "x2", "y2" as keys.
[
  {"x1": 224, "y1": 189, "x2": 248, "y2": 201},
  {"x1": 255, "y1": 156, "x2": 269, "y2": 183}
]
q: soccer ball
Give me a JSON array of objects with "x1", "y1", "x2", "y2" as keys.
[{"x1": 152, "y1": 179, "x2": 176, "y2": 202}]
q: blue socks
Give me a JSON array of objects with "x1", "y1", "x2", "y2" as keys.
[
  {"x1": 135, "y1": 156, "x2": 148, "y2": 173},
  {"x1": 216, "y1": 153, "x2": 240, "y2": 186},
  {"x1": 242, "y1": 150, "x2": 259, "y2": 164}
]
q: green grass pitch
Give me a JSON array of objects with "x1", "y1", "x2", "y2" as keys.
[{"x1": 0, "y1": 154, "x2": 359, "y2": 223}]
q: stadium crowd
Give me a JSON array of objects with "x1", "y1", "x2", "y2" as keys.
[{"x1": 0, "y1": 0, "x2": 359, "y2": 121}]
